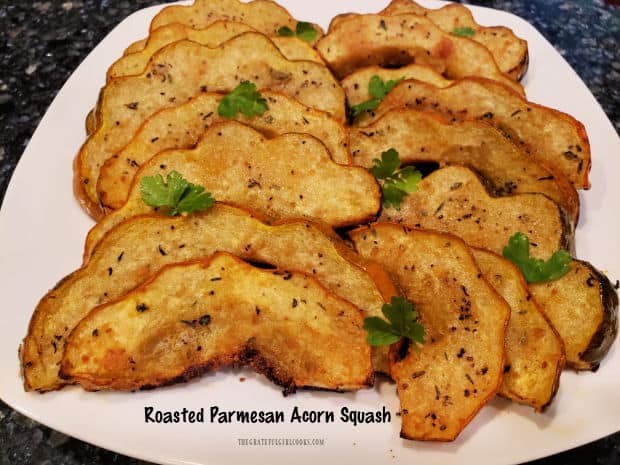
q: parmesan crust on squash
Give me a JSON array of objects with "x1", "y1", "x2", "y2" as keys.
[
  {"x1": 351, "y1": 224, "x2": 509, "y2": 441},
  {"x1": 316, "y1": 14, "x2": 523, "y2": 95},
  {"x1": 97, "y1": 91, "x2": 350, "y2": 211},
  {"x1": 75, "y1": 32, "x2": 345, "y2": 218},
  {"x1": 331, "y1": 0, "x2": 528, "y2": 80},
  {"x1": 85, "y1": 122, "x2": 379, "y2": 258},
  {"x1": 149, "y1": 0, "x2": 324, "y2": 45},
  {"x1": 350, "y1": 108, "x2": 579, "y2": 225},
  {"x1": 21, "y1": 204, "x2": 395, "y2": 392},
  {"x1": 364, "y1": 77, "x2": 591, "y2": 189},
  {"x1": 60, "y1": 253, "x2": 372, "y2": 392}
]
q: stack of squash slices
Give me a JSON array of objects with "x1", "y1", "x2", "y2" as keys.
[{"x1": 19, "y1": 0, "x2": 617, "y2": 443}]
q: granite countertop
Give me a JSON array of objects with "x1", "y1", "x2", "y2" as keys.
[{"x1": 0, "y1": 1, "x2": 619, "y2": 464}]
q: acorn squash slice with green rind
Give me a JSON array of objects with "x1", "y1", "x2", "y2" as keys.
[
  {"x1": 85, "y1": 122, "x2": 379, "y2": 259},
  {"x1": 472, "y1": 248, "x2": 565, "y2": 410},
  {"x1": 530, "y1": 260, "x2": 618, "y2": 371},
  {"x1": 20, "y1": 203, "x2": 395, "y2": 392},
  {"x1": 60, "y1": 253, "x2": 372, "y2": 392},
  {"x1": 97, "y1": 90, "x2": 350, "y2": 211},
  {"x1": 349, "y1": 108, "x2": 579, "y2": 225},
  {"x1": 380, "y1": 166, "x2": 615, "y2": 370},
  {"x1": 75, "y1": 32, "x2": 345, "y2": 218},
  {"x1": 350, "y1": 223, "x2": 509, "y2": 441},
  {"x1": 364, "y1": 77, "x2": 591, "y2": 189}
]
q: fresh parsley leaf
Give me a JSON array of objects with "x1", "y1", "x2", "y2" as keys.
[
  {"x1": 140, "y1": 171, "x2": 215, "y2": 216},
  {"x1": 363, "y1": 296, "x2": 426, "y2": 347},
  {"x1": 277, "y1": 22, "x2": 318, "y2": 42},
  {"x1": 295, "y1": 22, "x2": 318, "y2": 42},
  {"x1": 277, "y1": 26, "x2": 295, "y2": 37},
  {"x1": 349, "y1": 75, "x2": 404, "y2": 118},
  {"x1": 369, "y1": 148, "x2": 422, "y2": 210},
  {"x1": 391, "y1": 166, "x2": 423, "y2": 192},
  {"x1": 369, "y1": 147, "x2": 401, "y2": 179},
  {"x1": 368, "y1": 75, "x2": 401, "y2": 99},
  {"x1": 452, "y1": 26, "x2": 475, "y2": 38},
  {"x1": 350, "y1": 98, "x2": 381, "y2": 118},
  {"x1": 502, "y1": 232, "x2": 571, "y2": 283},
  {"x1": 175, "y1": 184, "x2": 216, "y2": 215},
  {"x1": 381, "y1": 183, "x2": 409, "y2": 210},
  {"x1": 363, "y1": 318, "x2": 402, "y2": 346},
  {"x1": 217, "y1": 81, "x2": 268, "y2": 119}
]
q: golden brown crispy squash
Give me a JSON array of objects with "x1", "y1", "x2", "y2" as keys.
[
  {"x1": 380, "y1": 166, "x2": 616, "y2": 370},
  {"x1": 123, "y1": 37, "x2": 148, "y2": 55},
  {"x1": 341, "y1": 65, "x2": 452, "y2": 109},
  {"x1": 349, "y1": 108, "x2": 579, "y2": 225},
  {"x1": 150, "y1": 0, "x2": 323, "y2": 45},
  {"x1": 85, "y1": 122, "x2": 379, "y2": 258},
  {"x1": 97, "y1": 90, "x2": 350, "y2": 211},
  {"x1": 107, "y1": 22, "x2": 323, "y2": 80},
  {"x1": 271, "y1": 35, "x2": 324, "y2": 63},
  {"x1": 530, "y1": 260, "x2": 618, "y2": 370},
  {"x1": 315, "y1": 14, "x2": 523, "y2": 95},
  {"x1": 367, "y1": 78, "x2": 591, "y2": 189},
  {"x1": 339, "y1": 0, "x2": 529, "y2": 80},
  {"x1": 123, "y1": 22, "x2": 322, "y2": 60},
  {"x1": 472, "y1": 248, "x2": 564, "y2": 411},
  {"x1": 85, "y1": 108, "x2": 96, "y2": 136},
  {"x1": 380, "y1": 166, "x2": 573, "y2": 259},
  {"x1": 90, "y1": 25, "x2": 323, "y2": 136},
  {"x1": 60, "y1": 253, "x2": 372, "y2": 392},
  {"x1": 75, "y1": 32, "x2": 345, "y2": 218},
  {"x1": 350, "y1": 224, "x2": 509, "y2": 441},
  {"x1": 21, "y1": 204, "x2": 396, "y2": 392}
]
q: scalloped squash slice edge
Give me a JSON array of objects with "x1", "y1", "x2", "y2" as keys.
[
  {"x1": 350, "y1": 224, "x2": 509, "y2": 441},
  {"x1": 60, "y1": 253, "x2": 372, "y2": 392},
  {"x1": 21, "y1": 204, "x2": 397, "y2": 392}
]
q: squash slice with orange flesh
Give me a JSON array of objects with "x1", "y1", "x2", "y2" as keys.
[
  {"x1": 380, "y1": 166, "x2": 573, "y2": 259},
  {"x1": 21, "y1": 204, "x2": 394, "y2": 392},
  {"x1": 108, "y1": 21, "x2": 323, "y2": 81},
  {"x1": 60, "y1": 253, "x2": 372, "y2": 392},
  {"x1": 85, "y1": 122, "x2": 379, "y2": 258},
  {"x1": 350, "y1": 108, "x2": 579, "y2": 225},
  {"x1": 365, "y1": 78, "x2": 591, "y2": 189},
  {"x1": 472, "y1": 248, "x2": 564, "y2": 410},
  {"x1": 149, "y1": 0, "x2": 324, "y2": 45},
  {"x1": 315, "y1": 14, "x2": 523, "y2": 96},
  {"x1": 97, "y1": 91, "x2": 350, "y2": 212},
  {"x1": 341, "y1": 64, "x2": 452, "y2": 109},
  {"x1": 381, "y1": 166, "x2": 616, "y2": 370},
  {"x1": 75, "y1": 32, "x2": 345, "y2": 218},
  {"x1": 350, "y1": 223, "x2": 509, "y2": 441},
  {"x1": 330, "y1": 0, "x2": 528, "y2": 80}
]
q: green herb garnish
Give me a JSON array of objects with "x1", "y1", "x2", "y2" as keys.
[
  {"x1": 277, "y1": 21, "x2": 318, "y2": 43},
  {"x1": 502, "y1": 232, "x2": 571, "y2": 283},
  {"x1": 217, "y1": 81, "x2": 268, "y2": 119},
  {"x1": 277, "y1": 26, "x2": 294, "y2": 36},
  {"x1": 363, "y1": 296, "x2": 426, "y2": 347},
  {"x1": 350, "y1": 75, "x2": 404, "y2": 118},
  {"x1": 452, "y1": 27, "x2": 475, "y2": 38},
  {"x1": 140, "y1": 171, "x2": 215, "y2": 216},
  {"x1": 369, "y1": 148, "x2": 422, "y2": 210}
]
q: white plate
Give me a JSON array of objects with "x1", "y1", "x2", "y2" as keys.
[{"x1": 1, "y1": 1, "x2": 619, "y2": 464}]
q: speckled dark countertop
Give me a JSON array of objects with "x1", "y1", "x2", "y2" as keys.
[{"x1": 1, "y1": 1, "x2": 619, "y2": 464}]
